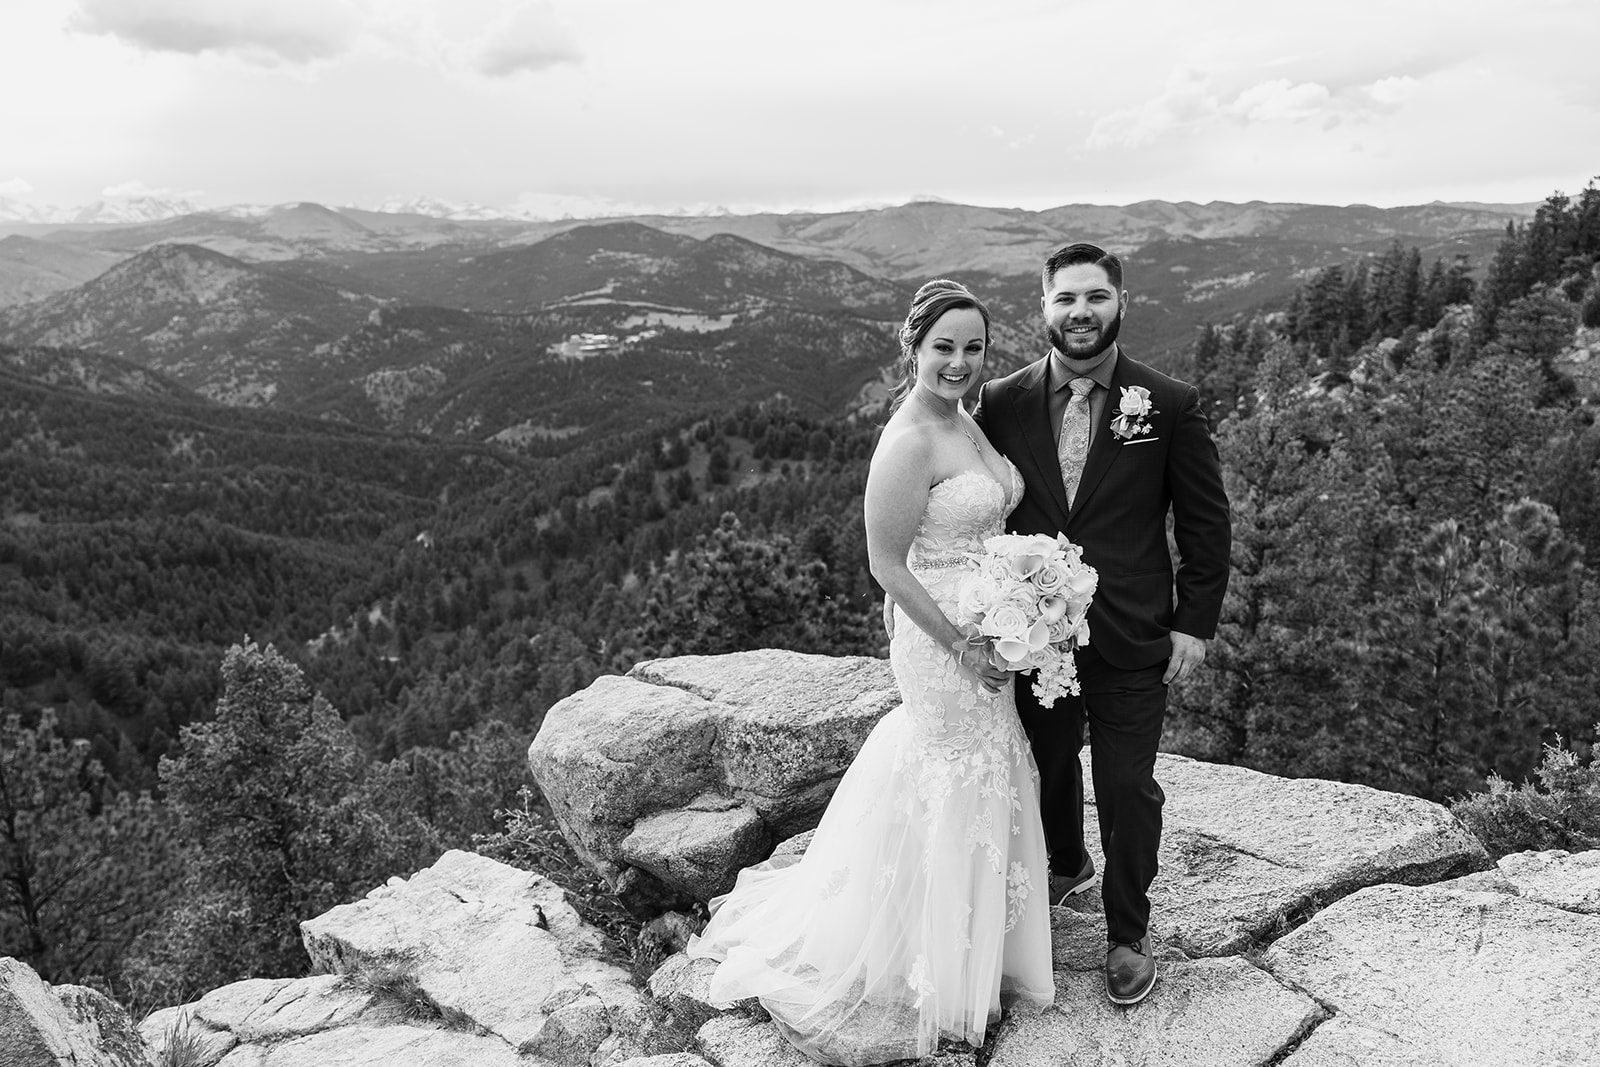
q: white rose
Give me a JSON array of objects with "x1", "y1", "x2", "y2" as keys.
[
  {"x1": 958, "y1": 577, "x2": 999, "y2": 619},
  {"x1": 982, "y1": 602, "x2": 1031, "y2": 641},
  {"x1": 981, "y1": 556, "x2": 1011, "y2": 582},
  {"x1": 1119, "y1": 386, "x2": 1153, "y2": 417},
  {"x1": 1001, "y1": 583, "x2": 1038, "y2": 613},
  {"x1": 1033, "y1": 560, "x2": 1069, "y2": 596}
]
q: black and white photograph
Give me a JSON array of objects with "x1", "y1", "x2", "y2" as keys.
[{"x1": 2, "y1": 2, "x2": 1597, "y2": 1064}]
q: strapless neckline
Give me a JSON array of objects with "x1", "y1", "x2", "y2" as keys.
[{"x1": 931, "y1": 458, "x2": 1022, "y2": 512}]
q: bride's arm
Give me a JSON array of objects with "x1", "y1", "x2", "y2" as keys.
[{"x1": 865, "y1": 431, "x2": 1007, "y2": 693}]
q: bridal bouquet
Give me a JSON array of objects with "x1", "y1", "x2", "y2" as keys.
[{"x1": 953, "y1": 533, "x2": 1098, "y2": 705}]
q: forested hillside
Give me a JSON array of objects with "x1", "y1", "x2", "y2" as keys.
[{"x1": 1171, "y1": 188, "x2": 1600, "y2": 797}]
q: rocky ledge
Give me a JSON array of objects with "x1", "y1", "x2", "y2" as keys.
[{"x1": 5, "y1": 650, "x2": 1598, "y2": 1066}]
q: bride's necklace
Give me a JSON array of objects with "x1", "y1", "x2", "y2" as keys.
[{"x1": 913, "y1": 387, "x2": 983, "y2": 457}]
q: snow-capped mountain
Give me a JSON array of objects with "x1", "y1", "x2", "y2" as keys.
[
  {"x1": 0, "y1": 195, "x2": 205, "y2": 224},
  {"x1": 70, "y1": 196, "x2": 206, "y2": 224},
  {"x1": 366, "y1": 196, "x2": 509, "y2": 221},
  {"x1": 0, "y1": 196, "x2": 62, "y2": 224}
]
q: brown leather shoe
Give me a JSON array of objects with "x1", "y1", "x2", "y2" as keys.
[
  {"x1": 1106, "y1": 936, "x2": 1156, "y2": 1005},
  {"x1": 1048, "y1": 855, "x2": 1097, "y2": 905}
]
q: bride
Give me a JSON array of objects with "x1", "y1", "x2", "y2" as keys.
[{"x1": 685, "y1": 280, "x2": 1055, "y2": 1064}]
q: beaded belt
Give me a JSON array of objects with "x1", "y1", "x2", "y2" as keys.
[{"x1": 909, "y1": 554, "x2": 970, "y2": 572}]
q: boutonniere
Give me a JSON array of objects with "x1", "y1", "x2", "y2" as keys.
[{"x1": 1110, "y1": 385, "x2": 1157, "y2": 440}]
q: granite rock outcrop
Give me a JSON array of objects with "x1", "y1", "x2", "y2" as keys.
[
  {"x1": 10, "y1": 651, "x2": 1598, "y2": 1067},
  {"x1": 527, "y1": 650, "x2": 899, "y2": 910}
]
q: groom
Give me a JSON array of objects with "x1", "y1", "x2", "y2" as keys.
[{"x1": 973, "y1": 242, "x2": 1230, "y2": 1005}]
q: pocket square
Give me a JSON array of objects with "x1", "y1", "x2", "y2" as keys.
[{"x1": 1121, "y1": 437, "x2": 1161, "y2": 446}]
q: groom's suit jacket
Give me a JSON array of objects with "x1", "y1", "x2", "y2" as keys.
[{"x1": 974, "y1": 350, "x2": 1230, "y2": 671}]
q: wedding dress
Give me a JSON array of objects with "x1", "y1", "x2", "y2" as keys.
[{"x1": 686, "y1": 460, "x2": 1055, "y2": 1065}]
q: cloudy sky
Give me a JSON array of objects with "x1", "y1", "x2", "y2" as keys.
[{"x1": 2, "y1": 0, "x2": 1595, "y2": 214}]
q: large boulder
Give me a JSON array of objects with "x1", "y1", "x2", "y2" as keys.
[
  {"x1": 986, "y1": 959, "x2": 1320, "y2": 1067},
  {"x1": 141, "y1": 974, "x2": 408, "y2": 1066},
  {"x1": 1270, "y1": 1017, "x2": 1452, "y2": 1067},
  {"x1": 139, "y1": 976, "x2": 526, "y2": 1067},
  {"x1": 1444, "y1": 846, "x2": 1600, "y2": 913},
  {"x1": 139, "y1": 1000, "x2": 240, "y2": 1067},
  {"x1": 1262, "y1": 872, "x2": 1600, "y2": 1064},
  {"x1": 988, "y1": 908, "x2": 1325, "y2": 1066},
  {"x1": 210, "y1": 1025, "x2": 528, "y2": 1067},
  {"x1": 300, "y1": 849, "x2": 661, "y2": 1066},
  {"x1": 1069, "y1": 753, "x2": 1489, "y2": 955},
  {"x1": 0, "y1": 957, "x2": 152, "y2": 1067},
  {"x1": 528, "y1": 650, "x2": 899, "y2": 910}
]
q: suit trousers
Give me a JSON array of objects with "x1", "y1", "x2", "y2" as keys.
[{"x1": 1014, "y1": 644, "x2": 1167, "y2": 945}]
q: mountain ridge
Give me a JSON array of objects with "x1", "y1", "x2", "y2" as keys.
[
  {"x1": 0, "y1": 197, "x2": 1535, "y2": 277},
  {"x1": 0, "y1": 193, "x2": 1543, "y2": 227},
  {"x1": 0, "y1": 207, "x2": 1516, "y2": 439},
  {"x1": 0, "y1": 226, "x2": 913, "y2": 440},
  {"x1": 0, "y1": 243, "x2": 381, "y2": 405}
]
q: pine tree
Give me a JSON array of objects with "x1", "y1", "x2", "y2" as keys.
[
  {"x1": 137, "y1": 641, "x2": 432, "y2": 1000},
  {"x1": 1483, "y1": 284, "x2": 1579, "y2": 403},
  {"x1": 636, "y1": 512, "x2": 873, "y2": 658},
  {"x1": 1169, "y1": 343, "x2": 1398, "y2": 780},
  {"x1": 0, "y1": 709, "x2": 182, "y2": 991}
]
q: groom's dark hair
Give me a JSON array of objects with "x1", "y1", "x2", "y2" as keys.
[{"x1": 1042, "y1": 242, "x2": 1123, "y2": 292}]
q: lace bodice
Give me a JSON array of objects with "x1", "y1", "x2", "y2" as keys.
[{"x1": 908, "y1": 461, "x2": 1024, "y2": 571}]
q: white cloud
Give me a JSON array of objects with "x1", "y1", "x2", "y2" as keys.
[
  {"x1": 1367, "y1": 75, "x2": 1419, "y2": 108},
  {"x1": 0, "y1": 178, "x2": 35, "y2": 197},
  {"x1": 101, "y1": 179, "x2": 203, "y2": 200},
  {"x1": 476, "y1": 3, "x2": 580, "y2": 76},
  {"x1": 70, "y1": 0, "x2": 357, "y2": 63},
  {"x1": 1087, "y1": 68, "x2": 1218, "y2": 150},
  {"x1": 1226, "y1": 79, "x2": 1331, "y2": 122},
  {"x1": 988, "y1": 125, "x2": 1035, "y2": 151},
  {"x1": 1088, "y1": 69, "x2": 1432, "y2": 155},
  {"x1": 66, "y1": 0, "x2": 582, "y2": 76}
]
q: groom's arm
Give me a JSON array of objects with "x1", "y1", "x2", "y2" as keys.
[{"x1": 1166, "y1": 384, "x2": 1231, "y2": 641}]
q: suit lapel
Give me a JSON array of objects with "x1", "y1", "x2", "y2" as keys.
[
  {"x1": 1065, "y1": 359, "x2": 1130, "y2": 529},
  {"x1": 1009, "y1": 358, "x2": 1073, "y2": 526}
]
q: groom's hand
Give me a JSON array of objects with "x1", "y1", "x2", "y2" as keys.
[
  {"x1": 1164, "y1": 631, "x2": 1208, "y2": 686},
  {"x1": 882, "y1": 596, "x2": 895, "y2": 638}
]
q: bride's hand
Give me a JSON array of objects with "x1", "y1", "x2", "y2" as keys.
[{"x1": 956, "y1": 642, "x2": 1009, "y2": 694}]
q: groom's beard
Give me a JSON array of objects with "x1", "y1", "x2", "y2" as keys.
[{"x1": 1048, "y1": 311, "x2": 1123, "y2": 363}]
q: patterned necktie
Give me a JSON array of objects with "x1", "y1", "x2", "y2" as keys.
[{"x1": 1058, "y1": 377, "x2": 1095, "y2": 508}]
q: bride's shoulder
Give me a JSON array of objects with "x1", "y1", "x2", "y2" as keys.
[
  {"x1": 874, "y1": 410, "x2": 939, "y2": 454},
  {"x1": 870, "y1": 413, "x2": 938, "y2": 478}
]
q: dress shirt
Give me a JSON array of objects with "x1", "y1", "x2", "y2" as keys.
[{"x1": 1047, "y1": 346, "x2": 1120, "y2": 450}]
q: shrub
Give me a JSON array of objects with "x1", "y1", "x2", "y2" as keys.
[
  {"x1": 152, "y1": 1020, "x2": 209, "y2": 1067},
  {"x1": 1581, "y1": 283, "x2": 1600, "y2": 329},
  {"x1": 472, "y1": 787, "x2": 645, "y2": 968},
  {"x1": 1450, "y1": 729, "x2": 1600, "y2": 860}
]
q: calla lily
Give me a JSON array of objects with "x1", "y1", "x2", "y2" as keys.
[
  {"x1": 1038, "y1": 596, "x2": 1069, "y2": 624},
  {"x1": 1004, "y1": 552, "x2": 1048, "y2": 580},
  {"x1": 994, "y1": 619, "x2": 1052, "y2": 665}
]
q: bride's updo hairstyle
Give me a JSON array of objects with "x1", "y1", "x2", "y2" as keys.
[{"x1": 888, "y1": 278, "x2": 992, "y2": 414}]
